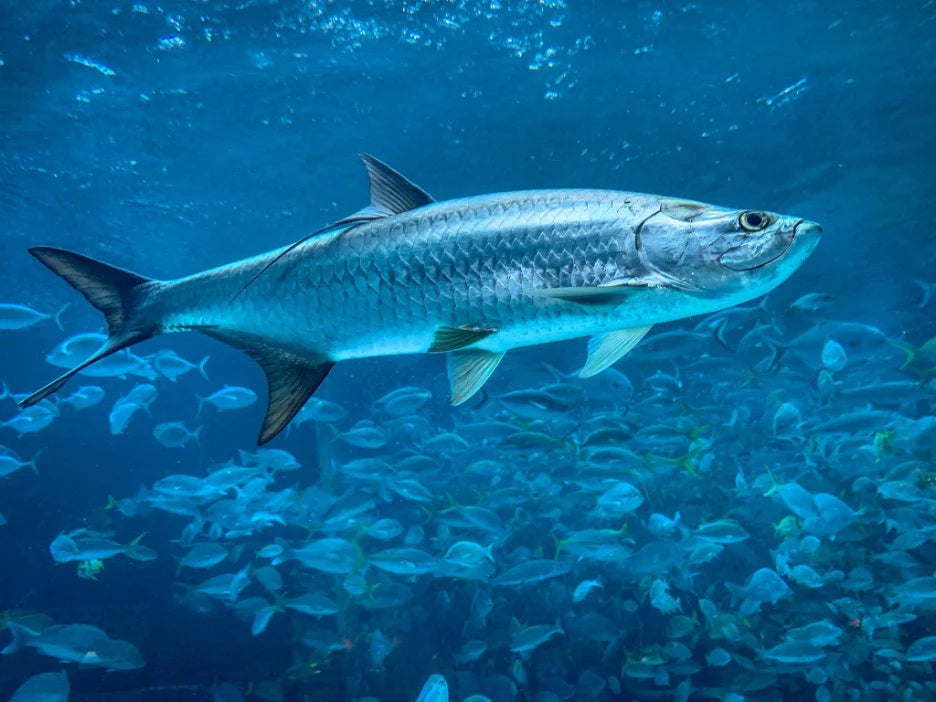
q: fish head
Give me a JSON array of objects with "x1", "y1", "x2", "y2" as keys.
[{"x1": 636, "y1": 199, "x2": 821, "y2": 294}]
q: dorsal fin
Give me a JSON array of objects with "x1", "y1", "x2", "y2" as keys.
[
  {"x1": 358, "y1": 153, "x2": 434, "y2": 217},
  {"x1": 232, "y1": 154, "x2": 434, "y2": 300}
]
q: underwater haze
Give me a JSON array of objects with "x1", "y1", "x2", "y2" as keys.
[{"x1": 1, "y1": 1, "x2": 936, "y2": 701}]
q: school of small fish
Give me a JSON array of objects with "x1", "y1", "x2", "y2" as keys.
[{"x1": 1, "y1": 290, "x2": 936, "y2": 701}]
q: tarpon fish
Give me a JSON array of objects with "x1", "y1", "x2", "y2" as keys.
[{"x1": 20, "y1": 155, "x2": 821, "y2": 443}]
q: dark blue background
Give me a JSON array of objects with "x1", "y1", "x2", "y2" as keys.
[{"x1": 1, "y1": 0, "x2": 934, "y2": 699}]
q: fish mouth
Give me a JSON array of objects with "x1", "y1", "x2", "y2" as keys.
[
  {"x1": 785, "y1": 218, "x2": 823, "y2": 263},
  {"x1": 792, "y1": 219, "x2": 823, "y2": 248}
]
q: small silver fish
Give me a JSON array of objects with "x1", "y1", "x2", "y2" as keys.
[
  {"x1": 154, "y1": 421, "x2": 201, "y2": 448},
  {"x1": 0, "y1": 302, "x2": 69, "y2": 331},
  {"x1": 197, "y1": 386, "x2": 258, "y2": 414},
  {"x1": 0, "y1": 450, "x2": 41, "y2": 478},
  {"x1": 59, "y1": 385, "x2": 105, "y2": 410},
  {"x1": 151, "y1": 349, "x2": 210, "y2": 382}
]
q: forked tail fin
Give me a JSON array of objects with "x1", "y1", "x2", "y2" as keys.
[{"x1": 19, "y1": 247, "x2": 160, "y2": 408}]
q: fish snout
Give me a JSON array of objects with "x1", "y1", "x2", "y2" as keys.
[{"x1": 793, "y1": 219, "x2": 822, "y2": 239}]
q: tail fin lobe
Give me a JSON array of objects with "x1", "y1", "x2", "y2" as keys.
[
  {"x1": 20, "y1": 247, "x2": 158, "y2": 408},
  {"x1": 29, "y1": 247, "x2": 151, "y2": 332}
]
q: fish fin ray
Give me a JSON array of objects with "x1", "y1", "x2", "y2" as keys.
[
  {"x1": 447, "y1": 350, "x2": 505, "y2": 405},
  {"x1": 579, "y1": 325, "x2": 653, "y2": 378},
  {"x1": 430, "y1": 325, "x2": 498, "y2": 353},
  {"x1": 358, "y1": 153, "x2": 434, "y2": 217},
  {"x1": 229, "y1": 221, "x2": 362, "y2": 301}
]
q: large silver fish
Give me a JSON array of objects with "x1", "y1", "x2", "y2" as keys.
[{"x1": 20, "y1": 155, "x2": 821, "y2": 443}]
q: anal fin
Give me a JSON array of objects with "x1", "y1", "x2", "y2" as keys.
[
  {"x1": 255, "y1": 354, "x2": 334, "y2": 445},
  {"x1": 447, "y1": 350, "x2": 505, "y2": 405},
  {"x1": 580, "y1": 325, "x2": 652, "y2": 378},
  {"x1": 191, "y1": 327, "x2": 333, "y2": 444}
]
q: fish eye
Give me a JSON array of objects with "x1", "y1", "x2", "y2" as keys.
[{"x1": 739, "y1": 211, "x2": 769, "y2": 232}]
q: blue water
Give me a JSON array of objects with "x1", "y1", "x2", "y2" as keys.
[{"x1": 1, "y1": 1, "x2": 935, "y2": 700}]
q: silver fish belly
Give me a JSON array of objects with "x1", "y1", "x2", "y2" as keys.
[{"x1": 20, "y1": 154, "x2": 821, "y2": 443}]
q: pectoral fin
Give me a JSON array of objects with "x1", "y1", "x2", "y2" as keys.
[
  {"x1": 528, "y1": 280, "x2": 651, "y2": 307},
  {"x1": 580, "y1": 326, "x2": 652, "y2": 378},
  {"x1": 447, "y1": 350, "x2": 505, "y2": 405},
  {"x1": 429, "y1": 325, "x2": 497, "y2": 353}
]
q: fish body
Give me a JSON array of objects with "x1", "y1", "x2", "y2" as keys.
[
  {"x1": 179, "y1": 543, "x2": 229, "y2": 570},
  {"x1": 154, "y1": 421, "x2": 201, "y2": 447},
  {"x1": 46, "y1": 332, "x2": 107, "y2": 367},
  {"x1": 238, "y1": 448, "x2": 300, "y2": 472},
  {"x1": 284, "y1": 538, "x2": 358, "y2": 574},
  {"x1": 192, "y1": 565, "x2": 251, "y2": 601},
  {"x1": 285, "y1": 593, "x2": 340, "y2": 617},
  {"x1": 50, "y1": 532, "x2": 156, "y2": 563},
  {"x1": 906, "y1": 635, "x2": 936, "y2": 662},
  {"x1": 338, "y1": 420, "x2": 387, "y2": 449},
  {"x1": 595, "y1": 481, "x2": 645, "y2": 517},
  {"x1": 47, "y1": 332, "x2": 154, "y2": 379},
  {"x1": 760, "y1": 640, "x2": 824, "y2": 664},
  {"x1": 59, "y1": 385, "x2": 105, "y2": 410},
  {"x1": 510, "y1": 621, "x2": 564, "y2": 653},
  {"x1": 198, "y1": 386, "x2": 258, "y2": 413},
  {"x1": 492, "y1": 559, "x2": 571, "y2": 587},
  {"x1": 10, "y1": 670, "x2": 70, "y2": 701},
  {"x1": 372, "y1": 386, "x2": 432, "y2": 416},
  {"x1": 19, "y1": 155, "x2": 820, "y2": 443},
  {"x1": 369, "y1": 628, "x2": 394, "y2": 668},
  {"x1": 572, "y1": 578, "x2": 604, "y2": 603},
  {"x1": 1, "y1": 406, "x2": 56, "y2": 436},
  {"x1": 0, "y1": 302, "x2": 68, "y2": 330},
  {"x1": 726, "y1": 568, "x2": 791, "y2": 616},
  {"x1": 161, "y1": 191, "x2": 801, "y2": 356},
  {"x1": 415, "y1": 674, "x2": 449, "y2": 702},
  {"x1": 152, "y1": 349, "x2": 210, "y2": 382},
  {"x1": 0, "y1": 451, "x2": 40, "y2": 478},
  {"x1": 788, "y1": 291, "x2": 833, "y2": 312},
  {"x1": 1, "y1": 623, "x2": 145, "y2": 671},
  {"x1": 294, "y1": 397, "x2": 348, "y2": 424},
  {"x1": 452, "y1": 639, "x2": 488, "y2": 665},
  {"x1": 108, "y1": 384, "x2": 157, "y2": 435}
]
